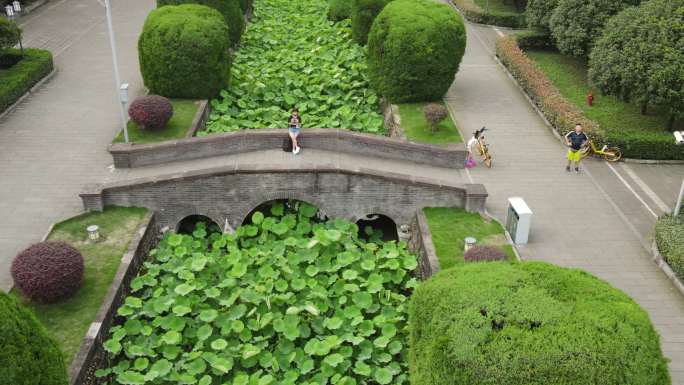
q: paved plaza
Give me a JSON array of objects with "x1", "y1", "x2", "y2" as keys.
[{"x1": 0, "y1": 0, "x2": 683, "y2": 382}]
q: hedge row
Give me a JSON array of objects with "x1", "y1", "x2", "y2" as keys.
[
  {"x1": 655, "y1": 214, "x2": 684, "y2": 280},
  {"x1": 496, "y1": 36, "x2": 684, "y2": 160},
  {"x1": 0, "y1": 49, "x2": 54, "y2": 114},
  {"x1": 452, "y1": 0, "x2": 525, "y2": 28}
]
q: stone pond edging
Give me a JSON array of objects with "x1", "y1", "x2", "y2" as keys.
[
  {"x1": 651, "y1": 240, "x2": 684, "y2": 298},
  {"x1": 409, "y1": 210, "x2": 441, "y2": 279},
  {"x1": 184, "y1": 99, "x2": 211, "y2": 138},
  {"x1": 68, "y1": 212, "x2": 159, "y2": 385},
  {"x1": 108, "y1": 128, "x2": 467, "y2": 169}
]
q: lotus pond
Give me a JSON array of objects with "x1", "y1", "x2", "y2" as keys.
[
  {"x1": 203, "y1": 0, "x2": 385, "y2": 135},
  {"x1": 98, "y1": 201, "x2": 417, "y2": 384}
]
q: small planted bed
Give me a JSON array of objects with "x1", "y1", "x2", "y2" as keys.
[
  {"x1": 98, "y1": 202, "x2": 416, "y2": 384},
  {"x1": 113, "y1": 99, "x2": 201, "y2": 144},
  {"x1": 397, "y1": 103, "x2": 462, "y2": 145},
  {"x1": 10, "y1": 206, "x2": 148, "y2": 364},
  {"x1": 204, "y1": 0, "x2": 385, "y2": 135}
]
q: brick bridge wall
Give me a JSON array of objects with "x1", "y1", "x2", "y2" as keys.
[{"x1": 81, "y1": 164, "x2": 487, "y2": 231}]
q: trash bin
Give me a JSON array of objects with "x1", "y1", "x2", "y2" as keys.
[{"x1": 506, "y1": 197, "x2": 532, "y2": 245}]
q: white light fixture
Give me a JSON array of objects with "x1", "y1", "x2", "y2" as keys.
[
  {"x1": 86, "y1": 225, "x2": 100, "y2": 241},
  {"x1": 674, "y1": 131, "x2": 684, "y2": 145},
  {"x1": 464, "y1": 237, "x2": 477, "y2": 252},
  {"x1": 12, "y1": 1, "x2": 21, "y2": 12},
  {"x1": 5, "y1": 5, "x2": 14, "y2": 17}
]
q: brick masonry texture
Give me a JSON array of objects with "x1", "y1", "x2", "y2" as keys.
[
  {"x1": 409, "y1": 210, "x2": 441, "y2": 279},
  {"x1": 81, "y1": 164, "x2": 487, "y2": 232},
  {"x1": 108, "y1": 129, "x2": 467, "y2": 169}
]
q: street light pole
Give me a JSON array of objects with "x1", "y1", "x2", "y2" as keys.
[
  {"x1": 102, "y1": 0, "x2": 129, "y2": 143},
  {"x1": 674, "y1": 179, "x2": 684, "y2": 217}
]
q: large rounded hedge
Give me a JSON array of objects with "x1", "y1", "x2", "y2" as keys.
[
  {"x1": 0, "y1": 292, "x2": 68, "y2": 385},
  {"x1": 139, "y1": 4, "x2": 230, "y2": 99},
  {"x1": 409, "y1": 262, "x2": 671, "y2": 385},
  {"x1": 351, "y1": 0, "x2": 391, "y2": 45},
  {"x1": 156, "y1": 0, "x2": 243, "y2": 46},
  {"x1": 367, "y1": 0, "x2": 466, "y2": 102},
  {"x1": 328, "y1": 0, "x2": 353, "y2": 21}
]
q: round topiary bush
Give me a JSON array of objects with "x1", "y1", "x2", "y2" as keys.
[
  {"x1": 156, "y1": 0, "x2": 244, "y2": 46},
  {"x1": 409, "y1": 262, "x2": 671, "y2": 385},
  {"x1": 11, "y1": 241, "x2": 84, "y2": 303},
  {"x1": 367, "y1": 0, "x2": 466, "y2": 102},
  {"x1": 463, "y1": 245, "x2": 508, "y2": 262},
  {"x1": 328, "y1": 0, "x2": 353, "y2": 21},
  {"x1": 139, "y1": 4, "x2": 230, "y2": 99},
  {"x1": 128, "y1": 95, "x2": 174, "y2": 130},
  {"x1": 0, "y1": 292, "x2": 68, "y2": 385},
  {"x1": 351, "y1": 0, "x2": 391, "y2": 45}
]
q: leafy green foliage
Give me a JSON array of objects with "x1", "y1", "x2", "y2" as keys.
[
  {"x1": 0, "y1": 17, "x2": 21, "y2": 55},
  {"x1": 351, "y1": 0, "x2": 391, "y2": 45},
  {"x1": 0, "y1": 48, "x2": 53, "y2": 113},
  {"x1": 656, "y1": 214, "x2": 684, "y2": 280},
  {"x1": 409, "y1": 262, "x2": 671, "y2": 385},
  {"x1": 452, "y1": 0, "x2": 526, "y2": 28},
  {"x1": 138, "y1": 4, "x2": 230, "y2": 99},
  {"x1": 328, "y1": 0, "x2": 352, "y2": 21},
  {"x1": 101, "y1": 201, "x2": 416, "y2": 384},
  {"x1": 589, "y1": 0, "x2": 684, "y2": 129},
  {"x1": 367, "y1": 0, "x2": 466, "y2": 103},
  {"x1": 0, "y1": 292, "x2": 68, "y2": 385},
  {"x1": 549, "y1": 0, "x2": 640, "y2": 57},
  {"x1": 398, "y1": 103, "x2": 462, "y2": 145},
  {"x1": 525, "y1": 0, "x2": 558, "y2": 32},
  {"x1": 205, "y1": 0, "x2": 385, "y2": 134},
  {"x1": 156, "y1": 0, "x2": 244, "y2": 46}
]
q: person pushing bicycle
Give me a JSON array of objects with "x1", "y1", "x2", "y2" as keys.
[{"x1": 565, "y1": 123, "x2": 588, "y2": 173}]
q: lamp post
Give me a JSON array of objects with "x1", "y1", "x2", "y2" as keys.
[
  {"x1": 674, "y1": 179, "x2": 684, "y2": 217},
  {"x1": 99, "y1": 0, "x2": 129, "y2": 143}
]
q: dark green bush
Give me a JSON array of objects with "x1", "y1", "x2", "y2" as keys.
[
  {"x1": 409, "y1": 262, "x2": 671, "y2": 385},
  {"x1": 156, "y1": 0, "x2": 243, "y2": 46},
  {"x1": 238, "y1": 0, "x2": 252, "y2": 13},
  {"x1": 603, "y1": 129, "x2": 684, "y2": 160},
  {"x1": 139, "y1": 4, "x2": 230, "y2": 99},
  {"x1": 0, "y1": 18, "x2": 21, "y2": 55},
  {"x1": 367, "y1": 0, "x2": 466, "y2": 102},
  {"x1": 0, "y1": 48, "x2": 53, "y2": 113},
  {"x1": 525, "y1": 0, "x2": 559, "y2": 32},
  {"x1": 0, "y1": 292, "x2": 68, "y2": 385},
  {"x1": 453, "y1": 0, "x2": 526, "y2": 28},
  {"x1": 656, "y1": 214, "x2": 684, "y2": 279},
  {"x1": 514, "y1": 30, "x2": 554, "y2": 50},
  {"x1": 328, "y1": 0, "x2": 352, "y2": 21},
  {"x1": 351, "y1": 0, "x2": 391, "y2": 45}
]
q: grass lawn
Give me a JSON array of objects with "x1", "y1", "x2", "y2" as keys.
[
  {"x1": 398, "y1": 102, "x2": 462, "y2": 145},
  {"x1": 423, "y1": 207, "x2": 516, "y2": 270},
  {"x1": 11, "y1": 206, "x2": 147, "y2": 364},
  {"x1": 474, "y1": 0, "x2": 522, "y2": 13},
  {"x1": 526, "y1": 51, "x2": 680, "y2": 135},
  {"x1": 112, "y1": 99, "x2": 200, "y2": 144}
]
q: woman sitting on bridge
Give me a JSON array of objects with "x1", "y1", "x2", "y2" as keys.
[{"x1": 288, "y1": 108, "x2": 302, "y2": 155}]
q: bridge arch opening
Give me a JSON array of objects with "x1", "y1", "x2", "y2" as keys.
[
  {"x1": 242, "y1": 199, "x2": 328, "y2": 226},
  {"x1": 356, "y1": 214, "x2": 398, "y2": 242},
  {"x1": 176, "y1": 215, "x2": 221, "y2": 235}
]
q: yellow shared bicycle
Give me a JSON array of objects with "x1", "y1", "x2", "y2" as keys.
[{"x1": 580, "y1": 140, "x2": 622, "y2": 162}]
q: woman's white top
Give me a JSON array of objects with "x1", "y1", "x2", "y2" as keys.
[{"x1": 467, "y1": 137, "x2": 479, "y2": 152}]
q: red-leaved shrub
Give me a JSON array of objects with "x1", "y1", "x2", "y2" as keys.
[
  {"x1": 423, "y1": 103, "x2": 449, "y2": 132},
  {"x1": 11, "y1": 241, "x2": 84, "y2": 303},
  {"x1": 127, "y1": 95, "x2": 174, "y2": 130},
  {"x1": 495, "y1": 36, "x2": 600, "y2": 140},
  {"x1": 464, "y1": 245, "x2": 508, "y2": 262}
]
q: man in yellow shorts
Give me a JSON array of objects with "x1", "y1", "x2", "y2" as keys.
[{"x1": 565, "y1": 123, "x2": 588, "y2": 173}]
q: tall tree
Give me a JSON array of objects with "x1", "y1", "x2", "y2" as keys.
[
  {"x1": 525, "y1": 0, "x2": 559, "y2": 33},
  {"x1": 549, "y1": 0, "x2": 640, "y2": 57}
]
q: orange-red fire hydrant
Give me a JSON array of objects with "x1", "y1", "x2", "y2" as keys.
[{"x1": 587, "y1": 91, "x2": 594, "y2": 107}]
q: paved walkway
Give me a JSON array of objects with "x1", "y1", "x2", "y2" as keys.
[
  {"x1": 445, "y1": 22, "x2": 684, "y2": 382},
  {"x1": 0, "y1": 0, "x2": 154, "y2": 291}
]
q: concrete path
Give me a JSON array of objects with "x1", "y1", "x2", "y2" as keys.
[
  {"x1": 445, "y1": 22, "x2": 684, "y2": 382},
  {"x1": 0, "y1": 0, "x2": 154, "y2": 291}
]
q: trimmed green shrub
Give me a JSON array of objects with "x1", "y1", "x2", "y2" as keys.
[
  {"x1": 367, "y1": 0, "x2": 466, "y2": 102},
  {"x1": 351, "y1": 0, "x2": 391, "y2": 45},
  {"x1": 549, "y1": 0, "x2": 640, "y2": 57},
  {"x1": 514, "y1": 30, "x2": 554, "y2": 50},
  {"x1": 0, "y1": 292, "x2": 68, "y2": 385},
  {"x1": 0, "y1": 18, "x2": 21, "y2": 56},
  {"x1": 525, "y1": 0, "x2": 558, "y2": 32},
  {"x1": 139, "y1": 4, "x2": 230, "y2": 99},
  {"x1": 453, "y1": 0, "x2": 526, "y2": 28},
  {"x1": 238, "y1": 0, "x2": 253, "y2": 13},
  {"x1": 656, "y1": 214, "x2": 684, "y2": 279},
  {"x1": 409, "y1": 262, "x2": 671, "y2": 385},
  {"x1": 328, "y1": 0, "x2": 352, "y2": 21},
  {"x1": 0, "y1": 48, "x2": 53, "y2": 113},
  {"x1": 156, "y1": 0, "x2": 244, "y2": 46}
]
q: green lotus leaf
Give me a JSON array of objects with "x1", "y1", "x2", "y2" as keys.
[
  {"x1": 324, "y1": 317, "x2": 343, "y2": 330},
  {"x1": 124, "y1": 296, "x2": 142, "y2": 308},
  {"x1": 323, "y1": 353, "x2": 344, "y2": 367},
  {"x1": 374, "y1": 367, "x2": 393, "y2": 385},
  {"x1": 305, "y1": 265, "x2": 319, "y2": 277},
  {"x1": 211, "y1": 338, "x2": 228, "y2": 350},
  {"x1": 191, "y1": 256, "x2": 208, "y2": 271},
  {"x1": 103, "y1": 339, "x2": 121, "y2": 354},
  {"x1": 252, "y1": 211, "x2": 265, "y2": 225},
  {"x1": 172, "y1": 305, "x2": 192, "y2": 316},
  {"x1": 174, "y1": 283, "x2": 195, "y2": 296},
  {"x1": 117, "y1": 370, "x2": 146, "y2": 385},
  {"x1": 124, "y1": 319, "x2": 142, "y2": 336},
  {"x1": 353, "y1": 361, "x2": 371, "y2": 376},
  {"x1": 197, "y1": 324, "x2": 213, "y2": 341},
  {"x1": 198, "y1": 375, "x2": 212, "y2": 385},
  {"x1": 161, "y1": 330, "x2": 181, "y2": 345},
  {"x1": 204, "y1": 287, "x2": 221, "y2": 298},
  {"x1": 199, "y1": 309, "x2": 219, "y2": 322},
  {"x1": 381, "y1": 324, "x2": 397, "y2": 338},
  {"x1": 352, "y1": 292, "x2": 373, "y2": 309},
  {"x1": 388, "y1": 340, "x2": 403, "y2": 355},
  {"x1": 360, "y1": 259, "x2": 375, "y2": 271}
]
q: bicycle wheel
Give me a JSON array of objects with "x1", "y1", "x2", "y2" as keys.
[
  {"x1": 483, "y1": 153, "x2": 492, "y2": 168},
  {"x1": 602, "y1": 147, "x2": 622, "y2": 162},
  {"x1": 580, "y1": 146, "x2": 592, "y2": 159}
]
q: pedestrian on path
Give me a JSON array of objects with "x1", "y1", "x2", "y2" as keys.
[
  {"x1": 288, "y1": 107, "x2": 302, "y2": 155},
  {"x1": 565, "y1": 123, "x2": 588, "y2": 173}
]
